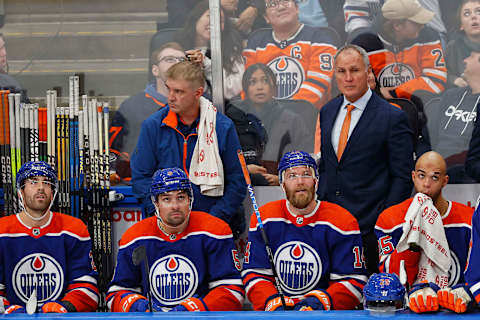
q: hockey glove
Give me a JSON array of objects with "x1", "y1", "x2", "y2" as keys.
[
  {"x1": 170, "y1": 297, "x2": 207, "y2": 312},
  {"x1": 4, "y1": 305, "x2": 26, "y2": 314},
  {"x1": 408, "y1": 282, "x2": 440, "y2": 313},
  {"x1": 116, "y1": 293, "x2": 149, "y2": 312},
  {"x1": 438, "y1": 283, "x2": 475, "y2": 313},
  {"x1": 294, "y1": 290, "x2": 332, "y2": 311},
  {"x1": 41, "y1": 301, "x2": 69, "y2": 313},
  {"x1": 264, "y1": 294, "x2": 295, "y2": 311}
]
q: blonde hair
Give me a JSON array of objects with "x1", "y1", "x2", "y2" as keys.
[{"x1": 166, "y1": 60, "x2": 205, "y2": 89}]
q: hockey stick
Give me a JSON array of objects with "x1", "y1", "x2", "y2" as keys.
[
  {"x1": 237, "y1": 150, "x2": 288, "y2": 309},
  {"x1": 26, "y1": 288, "x2": 37, "y2": 315},
  {"x1": 132, "y1": 245, "x2": 153, "y2": 312}
]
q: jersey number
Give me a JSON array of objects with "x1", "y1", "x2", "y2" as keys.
[
  {"x1": 431, "y1": 49, "x2": 445, "y2": 68},
  {"x1": 378, "y1": 235, "x2": 394, "y2": 255},
  {"x1": 353, "y1": 246, "x2": 365, "y2": 269},
  {"x1": 319, "y1": 53, "x2": 333, "y2": 71}
]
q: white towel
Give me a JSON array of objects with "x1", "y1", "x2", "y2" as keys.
[
  {"x1": 396, "y1": 193, "x2": 451, "y2": 288},
  {"x1": 189, "y1": 97, "x2": 224, "y2": 196}
]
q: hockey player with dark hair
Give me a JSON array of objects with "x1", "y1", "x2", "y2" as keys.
[
  {"x1": 375, "y1": 151, "x2": 474, "y2": 313},
  {"x1": 242, "y1": 150, "x2": 367, "y2": 311},
  {"x1": 107, "y1": 167, "x2": 244, "y2": 312},
  {"x1": 2, "y1": 161, "x2": 99, "y2": 313}
]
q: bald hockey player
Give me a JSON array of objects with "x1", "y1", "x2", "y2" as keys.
[
  {"x1": 242, "y1": 151, "x2": 367, "y2": 311},
  {"x1": 1, "y1": 161, "x2": 99, "y2": 313},
  {"x1": 375, "y1": 151, "x2": 473, "y2": 313},
  {"x1": 107, "y1": 167, "x2": 244, "y2": 312},
  {"x1": 243, "y1": 0, "x2": 337, "y2": 108}
]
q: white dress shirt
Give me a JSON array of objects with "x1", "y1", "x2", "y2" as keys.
[{"x1": 332, "y1": 89, "x2": 373, "y2": 155}]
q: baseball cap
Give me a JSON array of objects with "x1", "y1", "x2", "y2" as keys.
[{"x1": 382, "y1": 0, "x2": 434, "y2": 25}]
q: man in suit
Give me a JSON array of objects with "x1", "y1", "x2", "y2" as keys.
[{"x1": 318, "y1": 44, "x2": 414, "y2": 275}]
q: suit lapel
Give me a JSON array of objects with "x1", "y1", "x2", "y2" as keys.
[
  {"x1": 340, "y1": 93, "x2": 379, "y2": 161},
  {"x1": 324, "y1": 98, "x2": 343, "y2": 160}
]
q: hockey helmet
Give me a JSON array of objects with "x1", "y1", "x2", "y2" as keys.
[
  {"x1": 278, "y1": 150, "x2": 317, "y2": 183},
  {"x1": 150, "y1": 167, "x2": 193, "y2": 201},
  {"x1": 364, "y1": 273, "x2": 406, "y2": 312},
  {"x1": 16, "y1": 161, "x2": 57, "y2": 190}
]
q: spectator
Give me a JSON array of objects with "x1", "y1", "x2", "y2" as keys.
[
  {"x1": 177, "y1": 0, "x2": 245, "y2": 100},
  {"x1": 465, "y1": 52, "x2": 480, "y2": 182},
  {"x1": 375, "y1": 151, "x2": 473, "y2": 313},
  {"x1": 426, "y1": 51, "x2": 480, "y2": 183},
  {"x1": 0, "y1": 33, "x2": 27, "y2": 100},
  {"x1": 109, "y1": 42, "x2": 186, "y2": 184},
  {"x1": 130, "y1": 61, "x2": 246, "y2": 238},
  {"x1": 318, "y1": 44, "x2": 414, "y2": 275},
  {"x1": 243, "y1": 0, "x2": 337, "y2": 108},
  {"x1": 107, "y1": 168, "x2": 244, "y2": 312},
  {"x1": 297, "y1": 0, "x2": 346, "y2": 41},
  {"x1": 226, "y1": 63, "x2": 312, "y2": 186},
  {"x1": 344, "y1": 0, "x2": 447, "y2": 43},
  {"x1": 242, "y1": 151, "x2": 367, "y2": 311},
  {"x1": 445, "y1": 0, "x2": 480, "y2": 88},
  {"x1": 351, "y1": 0, "x2": 447, "y2": 103}
]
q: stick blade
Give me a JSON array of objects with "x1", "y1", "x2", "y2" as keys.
[
  {"x1": 26, "y1": 289, "x2": 37, "y2": 315},
  {"x1": 132, "y1": 245, "x2": 146, "y2": 266}
]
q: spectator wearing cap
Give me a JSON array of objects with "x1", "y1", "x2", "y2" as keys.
[{"x1": 351, "y1": 0, "x2": 447, "y2": 103}]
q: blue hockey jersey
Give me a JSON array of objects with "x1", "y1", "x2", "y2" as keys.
[
  {"x1": 242, "y1": 199, "x2": 367, "y2": 310},
  {"x1": 0, "y1": 212, "x2": 99, "y2": 311},
  {"x1": 376, "y1": 198, "x2": 473, "y2": 287},
  {"x1": 106, "y1": 211, "x2": 244, "y2": 311}
]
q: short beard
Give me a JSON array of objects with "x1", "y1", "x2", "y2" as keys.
[{"x1": 286, "y1": 184, "x2": 315, "y2": 209}]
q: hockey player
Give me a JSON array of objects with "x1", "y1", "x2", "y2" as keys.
[
  {"x1": 375, "y1": 151, "x2": 474, "y2": 313},
  {"x1": 351, "y1": 0, "x2": 447, "y2": 102},
  {"x1": 242, "y1": 151, "x2": 367, "y2": 311},
  {"x1": 107, "y1": 167, "x2": 244, "y2": 312},
  {"x1": 243, "y1": 0, "x2": 337, "y2": 108},
  {"x1": 2, "y1": 161, "x2": 99, "y2": 313}
]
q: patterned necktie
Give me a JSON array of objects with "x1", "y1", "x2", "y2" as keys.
[{"x1": 337, "y1": 104, "x2": 355, "y2": 160}]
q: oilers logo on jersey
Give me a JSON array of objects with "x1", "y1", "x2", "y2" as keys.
[
  {"x1": 448, "y1": 251, "x2": 461, "y2": 287},
  {"x1": 267, "y1": 56, "x2": 304, "y2": 99},
  {"x1": 150, "y1": 254, "x2": 199, "y2": 306},
  {"x1": 12, "y1": 253, "x2": 64, "y2": 304},
  {"x1": 274, "y1": 241, "x2": 321, "y2": 295},
  {"x1": 378, "y1": 63, "x2": 415, "y2": 88}
]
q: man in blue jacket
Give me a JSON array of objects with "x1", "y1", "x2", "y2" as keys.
[{"x1": 131, "y1": 60, "x2": 247, "y2": 237}]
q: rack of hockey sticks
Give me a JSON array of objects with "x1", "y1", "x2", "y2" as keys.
[{"x1": 0, "y1": 76, "x2": 113, "y2": 311}]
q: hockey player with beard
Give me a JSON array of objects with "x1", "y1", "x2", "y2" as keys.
[
  {"x1": 1, "y1": 161, "x2": 99, "y2": 313},
  {"x1": 242, "y1": 151, "x2": 367, "y2": 311},
  {"x1": 107, "y1": 167, "x2": 244, "y2": 312}
]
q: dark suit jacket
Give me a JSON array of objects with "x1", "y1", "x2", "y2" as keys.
[
  {"x1": 466, "y1": 102, "x2": 480, "y2": 182},
  {"x1": 318, "y1": 92, "x2": 414, "y2": 234}
]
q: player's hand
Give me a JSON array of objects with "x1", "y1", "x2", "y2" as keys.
[
  {"x1": 264, "y1": 294, "x2": 294, "y2": 311},
  {"x1": 116, "y1": 293, "x2": 149, "y2": 312},
  {"x1": 41, "y1": 301, "x2": 68, "y2": 313},
  {"x1": 170, "y1": 297, "x2": 207, "y2": 312},
  {"x1": 408, "y1": 282, "x2": 440, "y2": 313},
  {"x1": 4, "y1": 305, "x2": 26, "y2": 314},
  {"x1": 294, "y1": 290, "x2": 332, "y2": 311},
  {"x1": 438, "y1": 283, "x2": 474, "y2": 313}
]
